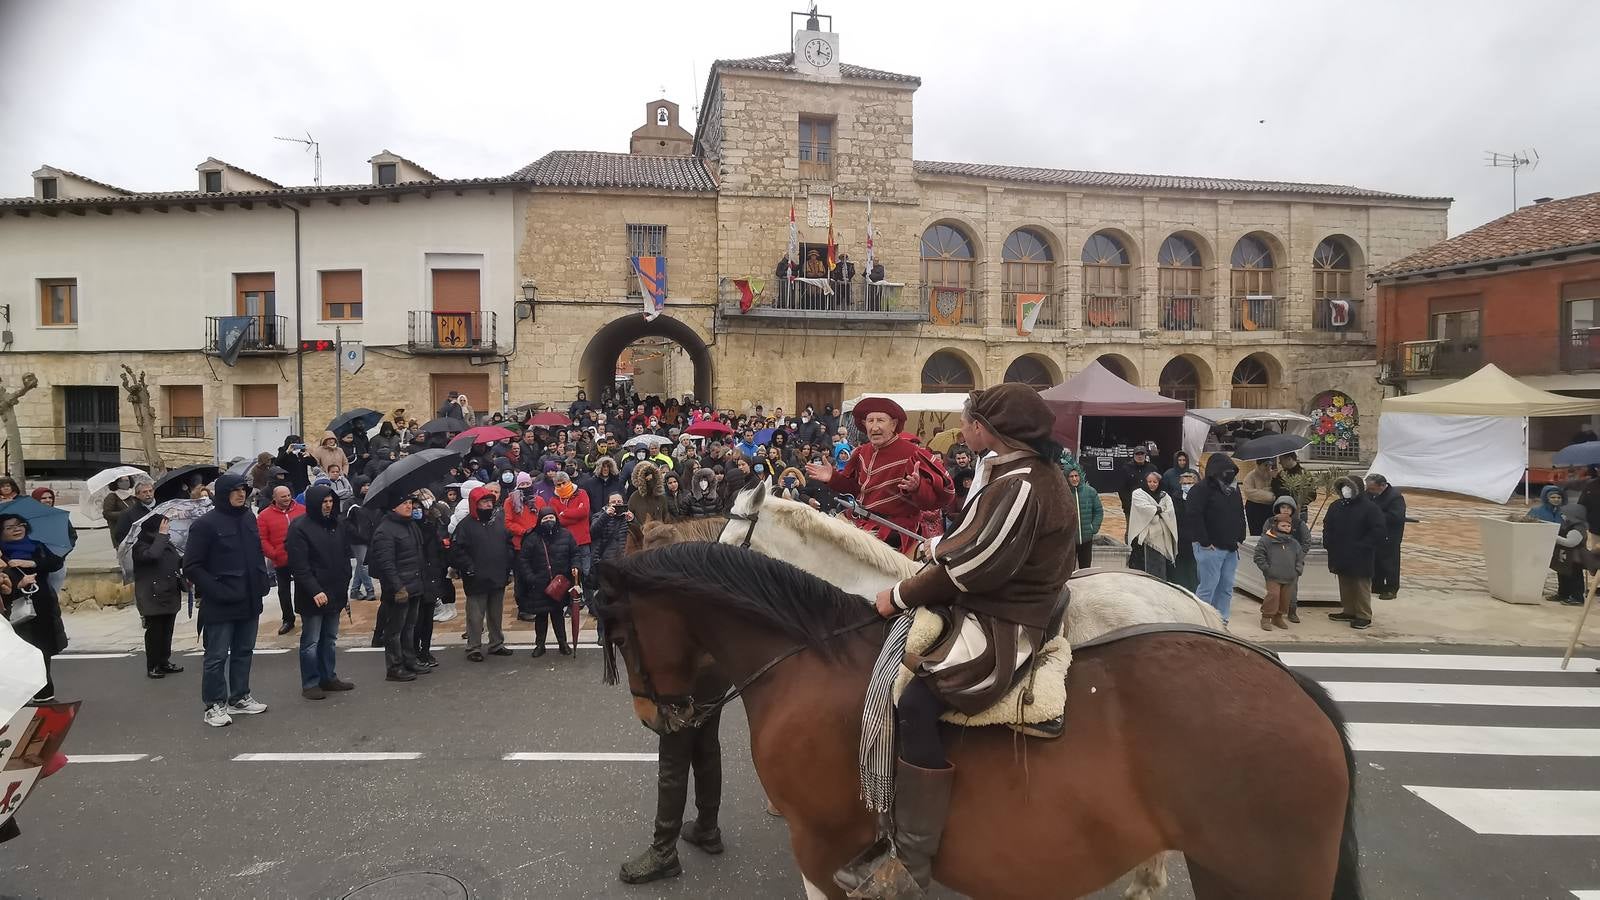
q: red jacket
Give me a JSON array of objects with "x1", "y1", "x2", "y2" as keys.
[
  {"x1": 830, "y1": 437, "x2": 953, "y2": 553},
  {"x1": 503, "y1": 495, "x2": 539, "y2": 551},
  {"x1": 258, "y1": 502, "x2": 305, "y2": 568},
  {"x1": 551, "y1": 488, "x2": 591, "y2": 546}
]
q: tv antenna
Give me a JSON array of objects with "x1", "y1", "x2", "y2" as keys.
[
  {"x1": 274, "y1": 131, "x2": 322, "y2": 186},
  {"x1": 1484, "y1": 149, "x2": 1539, "y2": 210}
]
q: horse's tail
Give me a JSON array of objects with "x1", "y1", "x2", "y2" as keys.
[{"x1": 1289, "y1": 669, "x2": 1362, "y2": 900}]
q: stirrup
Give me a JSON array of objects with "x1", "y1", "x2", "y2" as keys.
[{"x1": 834, "y1": 837, "x2": 923, "y2": 899}]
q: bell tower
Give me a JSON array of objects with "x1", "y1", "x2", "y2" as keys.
[
  {"x1": 629, "y1": 98, "x2": 694, "y2": 156},
  {"x1": 792, "y1": 5, "x2": 841, "y2": 80}
]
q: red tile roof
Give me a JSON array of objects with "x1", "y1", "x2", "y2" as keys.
[
  {"x1": 714, "y1": 52, "x2": 919, "y2": 85},
  {"x1": 914, "y1": 160, "x2": 1447, "y2": 202},
  {"x1": 511, "y1": 151, "x2": 716, "y2": 192},
  {"x1": 1375, "y1": 192, "x2": 1600, "y2": 278}
]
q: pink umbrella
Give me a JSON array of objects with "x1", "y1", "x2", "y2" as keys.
[
  {"x1": 686, "y1": 420, "x2": 733, "y2": 438},
  {"x1": 528, "y1": 411, "x2": 571, "y2": 428},
  {"x1": 447, "y1": 425, "x2": 517, "y2": 452}
]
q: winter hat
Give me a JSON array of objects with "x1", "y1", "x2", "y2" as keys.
[
  {"x1": 964, "y1": 383, "x2": 1052, "y2": 454},
  {"x1": 29, "y1": 487, "x2": 52, "y2": 502},
  {"x1": 469, "y1": 486, "x2": 495, "y2": 506},
  {"x1": 515, "y1": 472, "x2": 534, "y2": 489}
]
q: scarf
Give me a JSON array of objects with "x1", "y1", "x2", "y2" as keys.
[
  {"x1": 554, "y1": 482, "x2": 576, "y2": 500},
  {"x1": 0, "y1": 536, "x2": 37, "y2": 559},
  {"x1": 1127, "y1": 489, "x2": 1178, "y2": 562},
  {"x1": 859, "y1": 613, "x2": 915, "y2": 813}
]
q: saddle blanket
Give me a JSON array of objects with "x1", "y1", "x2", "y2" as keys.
[{"x1": 891, "y1": 607, "x2": 1070, "y2": 732}]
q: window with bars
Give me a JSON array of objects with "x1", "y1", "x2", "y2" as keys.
[{"x1": 626, "y1": 224, "x2": 667, "y2": 297}]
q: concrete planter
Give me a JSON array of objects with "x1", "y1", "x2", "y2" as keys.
[
  {"x1": 1234, "y1": 539, "x2": 1341, "y2": 606},
  {"x1": 1479, "y1": 516, "x2": 1558, "y2": 605}
]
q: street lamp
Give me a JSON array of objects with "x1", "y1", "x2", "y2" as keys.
[{"x1": 517, "y1": 278, "x2": 537, "y2": 322}]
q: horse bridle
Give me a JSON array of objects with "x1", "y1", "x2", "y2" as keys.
[
  {"x1": 617, "y1": 599, "x2": 881, "y2": 733},
  {"x1": 727, "y1": 510, "x2": 759, "y2": 549}
]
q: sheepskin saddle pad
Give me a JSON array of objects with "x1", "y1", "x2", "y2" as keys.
[{"x1": 891, "y1": 606, "x2": 1070, "y2": 738}]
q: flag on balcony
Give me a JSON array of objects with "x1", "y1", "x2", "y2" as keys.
[
  {"x1": 732, "y1": 278, "x2": 765, "y2": 313},
  {"x1": 216, "y1": 315, "x2": 253, "y2": 367},
  {"x1": 632, "y1": 256, "x2": 667, "y2": 322},
  {"x1": 826, "y1": 192, "x2": 836, "y2": 270},
  {"x1": 1328, "y1": 298, "x2": 1351, "y2": 327},
  {"x1": 787, "y1": 194, "x2": 799, "y2": 285},
  {"x1": 1016, "y1": 293, "x2": 1045, "y2": 336},
  {"x1": 864, "y1": 196, "x2": 875, "y2": 281}
]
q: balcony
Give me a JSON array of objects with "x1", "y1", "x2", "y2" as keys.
[
  {"x1": 1400, "y1": 338, "x2": 1481, "y2": 378},
  {"x1": 1230, "y1": 296, "x2": 1283, "y2": 331},
  {"x1": 407, "y1": 310, "x2": 497, "y2": 354},
  {"x1": 204, "y1": 315, "x2": 289, "y2": 355},
  {"x1": 718, "y1": 276, "x2": 925, "y2": 324},
  {"x1": 1158, "y1": 295, "x2": 1210, "y2": 332},
  {"x1": 1312, "y1": 297, "x2": 1362, "y2": 332},
  {"x1": 1565, "y1": 329, "x2": 1600, "y2": 372},
  {"x1": 1082, "y1": 294, "x2": 1139, "y2": 330},
  {"x1": 921, "y1": 285, "x2": 983, "y2": 326},
  {"x1": 1001, "y1": 291, "x2": 1063, "y2": 330},
  {"x1": 160, "y1": 422, "x2": 205, "y2": 439}
]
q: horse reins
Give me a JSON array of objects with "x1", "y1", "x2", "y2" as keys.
[{"x1": 623, "y1": 609, "x2": 882, "y2": 731}]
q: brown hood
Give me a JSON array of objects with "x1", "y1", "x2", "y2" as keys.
[
  {"x1": 966, "y1": 383, "x2": 1052, "y2": 453},
  {"x1": 631, "y1": 460, "x2": 664, "y2": 496}
]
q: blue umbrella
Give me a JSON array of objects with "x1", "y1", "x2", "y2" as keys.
[
  {"x1": 0, "y1": 498, "x2": 73, "y2": 557},
  {"x1": 1554, "y1": 441, "x2": 1600, "y2": 468},
  {"x1": 755, "y1": 428, "x2": 775, "y2": 443}
]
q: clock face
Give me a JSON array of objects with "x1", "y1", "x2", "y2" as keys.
[{"x1": 803, "y1": 37, "x2": 834, "y2": 67}]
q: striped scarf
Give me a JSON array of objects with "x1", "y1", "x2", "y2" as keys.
[{"x1": 858, "y1": 611, "x2": 915, "y2": 813}]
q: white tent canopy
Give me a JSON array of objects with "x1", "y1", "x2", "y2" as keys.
[
  {"x1": 1372, "y1": 364, "x2": 1600, "y2": 503},
  {"x1": 1381, "y1": 363, "x2": 1600, "y2": 417},
  {"x1": 1182, "y1": 409, "x2": 1313, "y2": 464}
]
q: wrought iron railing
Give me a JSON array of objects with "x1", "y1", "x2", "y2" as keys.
[
  {"x1": 1565, "y1": 329, "x2": 1600, "y2": 372},
  {"x1": 1230, "y1": 296, "x2": 1282, "y2": 331},
  {"x1": 205, "y1": 315, "x2": 289, "y2": 354},
  {"x1": 920, "y1": 285, "x2": 983, "y2": 326},
  {"x1": 718, "y1": 276, "x2": 923, "y2": 322},
  {"x1": 407, "y1": 310, "x2": 497, "y2": 353},
  {"x1": 1000, "y1": 291, "x2": 1063, "y2": 330},
  {"x1": 1312, "y1": 297, "x2": 1361, "y2": 332},
  {"x1": 1158, "y1": 295, "x2": 1209, "y2": 331},
  {"x1": 1400, "y1": 338, "x2": 1480, "y2": 377},
  {"x1": 1082, "y1": 294, "x2": 1139, "y2": 329},
  {"x1": 160, "y1": 422, "x2": 205, "y2": 439}
]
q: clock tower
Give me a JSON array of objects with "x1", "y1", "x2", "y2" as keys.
[{"x1": 792, "y1": 9, "x2": 841, "y2": 80}]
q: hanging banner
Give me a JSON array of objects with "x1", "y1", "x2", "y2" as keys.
[
  {"x1": 632, "y1": 256, "x2": 668, "y2": 321},
  {"x1": 433, "y1": 313, "x2": 470, "y2": 348},
  {"x1": 929, "y1": 288, "x2": 965, "y2": 325},
  {"x1": 340, "y1": 342, "x2": 365, "y2": 375},
  {"x1": 216, "y1": 315, "x2": 254, "y2": 367},
  {"x1": 1016, "y1": 292, "x2": 1045, "y2": 336}
]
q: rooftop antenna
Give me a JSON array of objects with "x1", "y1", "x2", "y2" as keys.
[
  {"x1": 274, "y1": 131, "x2": 322, "y2": 186},
  {"x1": 1484, "y1": 149, "x2": 1539, "y2": 210}
]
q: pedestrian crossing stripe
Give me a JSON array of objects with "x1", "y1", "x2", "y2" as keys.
[
  {"x1": 1324, "y1": 681, "x2": 1600, "y2": 707},
  {"x1": 1348, "y1": 723, "x2": 1600, "y2": 756},
  {"x1": 1283, "y1": 652, "x2": 1599, "y2": 672},
  {"x1": 1404, "y1": 787, "x2": 1600, "y2": 836}
]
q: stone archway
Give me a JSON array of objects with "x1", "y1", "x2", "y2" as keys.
[{"x1": 578, "y1": 314, "x2": 714, "y2": 403}]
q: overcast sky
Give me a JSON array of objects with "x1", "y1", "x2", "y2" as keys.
[{"x1": 2, "y1": 0, "x2": 1594, "y2": 235}]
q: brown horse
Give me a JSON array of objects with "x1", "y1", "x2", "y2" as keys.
[{"x1": 595, "y1": 542, "x2": 1361, "y2": 900}]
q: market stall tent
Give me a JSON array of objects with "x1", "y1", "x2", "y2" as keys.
[
  {"x1": 1371, "y1": 364, "x2": 1600, "y2": 502},
  {"x1": 1181, "y1": 408, "x2": 1314, "y2": 464},
  {"x1": 1040, "y1": 362, "x2": 1186, "y2": 491}
]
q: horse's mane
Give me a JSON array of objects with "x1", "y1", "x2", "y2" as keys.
[
  {"x1": 642, "y1": 516, "x2": 728, "y2": 548},
  {"x1": 596, "y1": 542, "x2": 877, "y2": 659},
  {"x1": 743, "y1": 492, "x2": 919, "y2": 578}
]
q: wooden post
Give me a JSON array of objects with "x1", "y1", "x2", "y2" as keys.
[
  {"x1": 0, "y1": 373, "x2": 38, "y2": 490},
  {"x1": 119, "y1": 365, "x2": 165, "y2": 476}
]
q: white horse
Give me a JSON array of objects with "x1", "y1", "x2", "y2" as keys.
[
  {"x1": 716, "y1": 486, "x2": 1228, "y2": 900},
  {"x1": 718, "y1": 485, "x2": 1226, "y2": 644}
]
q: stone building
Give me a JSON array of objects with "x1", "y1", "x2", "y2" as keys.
[{"x1": 0, "y1": 18, "x2": 1449, "y2": 472}]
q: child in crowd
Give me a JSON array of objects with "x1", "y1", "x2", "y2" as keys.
[{"x1": 1252, "y1": 508, "x2": 1305, "y2": 631}]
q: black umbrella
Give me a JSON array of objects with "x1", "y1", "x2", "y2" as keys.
[
  {"x1": 366, "y1": 448, "x2": 463, "y2": 510},
  {"x1": 420, "y1": 416, "x2": 468, "y2": 436},
  {"x1": 152, "y1": 464, "x2": 222, "y2": 502},
  {"x1": 327, "y1": 408, "x2": 384, "y2": 437},
  {"x1": 1232, "y1": 433, "x2": 1311, "y2": 462}
]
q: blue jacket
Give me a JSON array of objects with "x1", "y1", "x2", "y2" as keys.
[
  {"x1": 183, "y1": 474, "x2": 268, "y2": 625},
  {"x1": 1530, "y1": 485, "x2": 1567, "y2": 524}
]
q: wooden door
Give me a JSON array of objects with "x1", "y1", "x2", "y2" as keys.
[
  {"x1": 795, "y1": 381, "x2": 842, "y2": 417},
  {"x1": 431, "y1": 374, "x2": 490, "y2": 419},
  {"x1": 431, "y1": 269, "x2": 482, "y2": 345}
]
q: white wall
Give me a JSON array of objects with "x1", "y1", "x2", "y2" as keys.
[{"x1": 0, "y1": 189, "x2": 516, "y2": 352}]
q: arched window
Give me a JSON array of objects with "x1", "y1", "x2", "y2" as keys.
[
  {"x1": 1004, "y1": 355, "x2": 1055, "y2": 390},
  {"x1": 1230, "y1": 234, "x2": 1276, "y2": 296},
  {"x1": 921, "y1": 351, "x2": 975, "y2": 393},
  {"x1": 920, "y1": 224, "x2": 975, "y2": 289},
  {"x1": 1002, "y1": 229, "x2": 1053, "y2": 295},
  {"x1": 1157, "y1": 235, "x2": 1203, "y2": 297},
  {"x1": 1307, "y1": 390, "x2": 1359, "y2": 461},
  {"x1": 1081, "y1": 232, "x2": 1130, "y2": 296},
  {"x1": 1159, "y1": 357, "x2": 1201, "y2": 408},
  {"x1": 1230, "y1": 355, "x2": 1272, "y2": 409},
  {"x1": 1313, "y1": 237, "x2": 1353, "y2": 300}
]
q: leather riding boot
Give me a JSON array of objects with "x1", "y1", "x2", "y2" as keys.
[
  {"x1": 619, "y1": 733, "x2": 691, "y2": 884},
  {"x1": 834, "y1": 761, "x2": 956, "y2": 898}
]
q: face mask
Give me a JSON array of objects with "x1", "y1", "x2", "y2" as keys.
[
  {"x1": 755, "y1": 465, "x2": 766, "y2": 475},
  {"x1": 1180, "y1": 484, "x2": 1193, "y2": 499},
  {"x1": 1220, "y1": 471, "x2": 1236, "y2": 485},
  {"x1": 783, "y1": 477, "x2": 796, "y2": 487},
  {"x1": 801, "y1": 417, "x2": 810, "y2": 423},
  {"x1": 411, "y1": 508, "x2": 425, "y2": 521},
  {"x1": 637, "y1": 451, "x2": 647, "y2": 460},
  {"x1": 698, "y1": 480, "x2": 709, "y2": 490},
  {"x1": 540, "y1": 519, "x2": 558, "y2": 531},
  {"x1": 475, "y1": 506, "x2": 494, "y2": 522},
  {"x1": 1340, "y1": 486, "x2": 1355, "y2": 500}
]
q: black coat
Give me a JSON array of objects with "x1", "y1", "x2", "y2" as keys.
[
  {"x1": 368, "y1": 511, "x2": 427, "y2": 599},
  {"x1": 1183, "y1": 453, "x2": 1246, "y2": 552},
  {"x1": 112, "y1": 500, "x2": 154, "y2": 547},
  {"x1": 1118, "y1": 460, "x2": 1161, "y2": 517},
  {"x1": 182, "y1": 480, "x2": 268, "y2": 625},
  {"x1": 4, "y1": 544, "x2": 67, "y2": 656},
  {"x1": 451, "y1": 514, "x2": 514, "y2": 593},
  {"x1": 286, "y1": 487, "x2": 352, "y2": 616},
  {"x1": 1371, "y1": 485, "x2": 1407, "y2": 546},
  {"x1": 581, "y1": 470, "x2": 626, "y2": 513},
  {"x1": 1323, "y1": 485, "x2": 1387, "y2": 579},
  {"x1": 589, "y1": 508, "x2": 629, "y2": 564},
  {"x1": 518, "y1": 525, "x2": 576, "y2": 615},
  {"x1": 132, "y1": 529, "x2": 184, "y2": 617}
]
